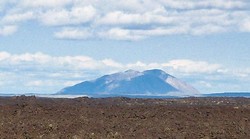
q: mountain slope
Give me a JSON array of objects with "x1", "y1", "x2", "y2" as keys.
[{"x1": 58, "y1": 69, "x2": 200, "y2": 97}]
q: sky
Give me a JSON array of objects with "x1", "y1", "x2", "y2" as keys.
[{"x1": 0, "y1": 0, "x2": 250, "y2": 94}]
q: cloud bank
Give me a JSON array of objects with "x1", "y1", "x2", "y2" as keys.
[
  {"x1": 0, "y1": 0, "x2": 250, "y2": 40},
  {"x1": 0, "y1": 51, "x2": 249, "y2": 94}
]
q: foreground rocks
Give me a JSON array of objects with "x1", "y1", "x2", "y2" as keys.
[{"x1": 0, "y1": 96, "x2": 250, "y2": 138}]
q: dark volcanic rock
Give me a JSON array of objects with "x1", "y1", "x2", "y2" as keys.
[{"x1": 0, "y1": 96, "x2": 250, "y2": 138}]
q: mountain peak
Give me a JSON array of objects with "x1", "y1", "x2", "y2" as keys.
[
  {"x1": 124, "y1": 69, "x2": 138, "y2": 73},
  {"x1": 143, "y1": 69, "x2": 172, "y2": 81},
  {"x1": 144, "y1": 69, "x2": 165, "y2": 73},
  {"x1": 143, "y1": 69, "x2": 169, "y2": 76},
  {"x1": 58, "y1": 69, "x2": 200, "y2": 97},
  {"x1": 107, "y1": 69, "x2": 142, "y2": 81}
]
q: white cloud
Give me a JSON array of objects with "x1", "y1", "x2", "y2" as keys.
[
  {"x1": 240, "y1": 19, "x2": 250, "y2": 32},
  {"x1": 40, "y1": 5, "x2": 96, "y2": 26},
  {"x1": 198, "y1": 81, "x2": 212, "y2": 88},
  {"x1": 0, "y1": 25, "x2": 18, "y2": 36},
  {"x1": 54, "y1": 28, "x2": 92, "y2": 39},
  {"x1": 0, "y1": 52, "x2": 123, "y2": 71},
  {"x1": 0, "y1": 52, "x2": 225, "y2": 74},
  {"x1": 162, "y1": 59, "x2": 222, "y2": 74},
  {"x1": 99, "y1": 28, "x2": 145, "y2": 41},
  {"x1": 126, "y1": 61, "x2": 163, "y2": 71},
  {"x1": 102, "y1": 59, "x2": 123, "y2": 68},
  {"x1": 0, "y1": 0, "x2": 250, "y2": 39},
  {"x1": 97, "y1": 9, "x2": 170, "y2": 25},
  {"x1": 99, "y1": 26, "x2": 190, "y2": 41},
  {"x1": 0, "y1": 51, "x2": 249, "y2": 94},
  {"x1": 25, "y1": 80, "x2": 43, "y2": 87},
  {"x1": 1, "y1": 11, "x2": 34, "y2": 23},
  {"x1": 0, "y1": 0, "x2": 14, "y2": 12},
  {"x1": 21, "y1": 0, "x2": 72, "y2": 8},
  {"x1": 160, "y1": 0, "x2": 245, "y2": 10},
  {"x1": 191, "y1": 24, "x2": 226, "y2": 35},
  {"x1": 0, "y1": 51, "x2": 11, "y2": 60},
  {"x1": 227, "y1": 68, "x2": 250, "y2": 78},
  {"x1": 137, "y1": 27, "x2": 189, "y2": 36},
  {"x1": 63, "y1": 81, "x2": 82, "y2": 87},
  {"x1": 126, "y1": 61, "x2": 147, "y2": 69},
  {"x1": 0, "y1": 52, "x2": 229, "y2": 77}
]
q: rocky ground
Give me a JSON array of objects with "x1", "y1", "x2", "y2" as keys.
[{"x1": 0, "y1": 96, "x2": 250, "y2": 139}]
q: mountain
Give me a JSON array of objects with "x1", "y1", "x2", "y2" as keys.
[{"x1": 58, "y1": 69, "x2": 200, "y2": 97}]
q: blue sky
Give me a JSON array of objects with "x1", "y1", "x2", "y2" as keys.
[{"x1": 0, "y1": 0, "x2": 250, "y2": 94}]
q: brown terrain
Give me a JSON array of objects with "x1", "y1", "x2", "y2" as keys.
[{"x1": 0, "y1": 96, "x2": 250, "y2": 139}]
